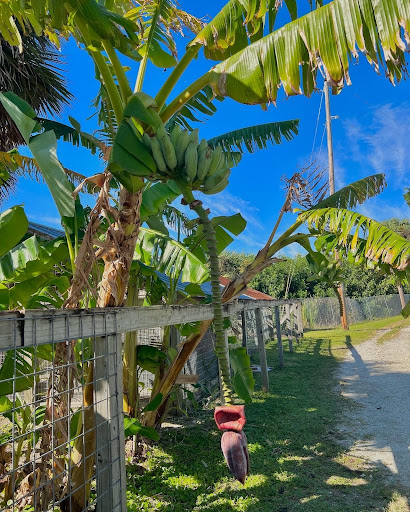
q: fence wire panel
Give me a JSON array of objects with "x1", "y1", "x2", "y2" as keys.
[
  {"x1": 302, "y1": 293, "x2": 409, "y2": 329},
  {"x1": 0, "y1": 312, "x2": 126, "y2": 512}
]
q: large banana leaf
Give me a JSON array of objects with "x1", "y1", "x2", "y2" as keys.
[
  {"x1": 312, "y1": 174, "x2": 387, "y2": 210},
  {"x1": 208, "y1": 120, "x2": 299, "y2": 154},
  {"x1": 299, "y1": 207, "x2": 410, "y2": 271},
  {"x1": 0, "y1": 93, "x2": 75, "y2": 219},
  {"x1": 190, "y1": 0, "x2": 292, "y2": 61},
  {"x1": 0, "y1": 236, "x2": 68, "y2": 283},
  {"x1": 0, "y1": 345, "x2": 53, "y2": 396},
  {"x1": 230, "y1": 346, "x2": 255, "y2": 404},
  {"x1": 140, "y1": 181, "x2": 181, "y2": 221},
  {"x1": 184, "y1": 213, "x2": 247, "y2": 261},
  {"x1": 1, "y1": 273, "x2": 70, "y2": 310},
  {"x1": 0, "y1": 0, "x2": 140, "y2": 59},
  {"x1": 135, "y1": 228, "x2": 209, "y2": 284},
  {"x1": 204, "y1": 0, "x2": 409, "y2": 104},
  {"x1": 0, "y1": 206, "x2": 28, "y2": 259}
]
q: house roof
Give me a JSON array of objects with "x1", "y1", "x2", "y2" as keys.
[
  {"x1": 219, "y1": 276, "x2": 275, "y2": 300},
  {"x1": 155, "y1": 272, "x2": 274, "y2": 301},
  {"x1": 28, "y1": 221, "x2": 64, "y2": 240}
]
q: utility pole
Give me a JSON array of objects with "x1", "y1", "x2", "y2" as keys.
[{"x1": 323, "y1": 80, "x2": 349, "y2": 330}]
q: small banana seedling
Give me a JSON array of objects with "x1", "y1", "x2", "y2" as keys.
[{"x1": 108, "y1": 93, "x2": 248, "y2": 483}]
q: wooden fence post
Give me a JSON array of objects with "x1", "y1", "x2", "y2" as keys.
[
  {"x1": 241, "y1": 310, "x2": 247, "y2": 348},
  {"x1": 285, "y1": 304, "x2": 294, "y2": 353},
  {"x1": 274, "y1": 306, "x2": 284, "y2": 369},
  {"x1": 295, "y1": 302, "x2": 303, "y2": 338},
  {"x1": 255, "y1": 308, "x2": 269, "y2": 392},
  {"x1": 95, "y1": 333, "x2": 127, "y2": 512}
]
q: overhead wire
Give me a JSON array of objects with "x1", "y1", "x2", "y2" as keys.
[{"x1": 310, "y1": 90, "x2": 324, "y2": 163}]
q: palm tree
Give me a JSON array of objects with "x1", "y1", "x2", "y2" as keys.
[{"x1": 0, "y1": 27, "x2": 72, "y2": 201}]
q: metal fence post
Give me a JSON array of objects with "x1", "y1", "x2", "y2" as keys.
[
  {"x1": 274, "y1": 306, "x2": 284, "y2": 369},
  {"x1": 95, "y1": 332, "x2": 127, "y2": 512},
  {"x1": 255, "y1": 308, "x2": 269, "y2": 391},
  {"x1": 241, "y1": 310, "x2": 247, "y2": 348}
]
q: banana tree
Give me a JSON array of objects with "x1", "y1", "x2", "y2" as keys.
[
  {"x1": 1, "y1": 0, "x2": 409, "y2": 497},
  {"x1": 143, "y1": 173, "x2": 410, "y2": 428}
]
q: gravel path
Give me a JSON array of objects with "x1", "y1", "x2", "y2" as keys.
[{"x1": 338, "y1": 325, "x2": 410, "y2": 487}]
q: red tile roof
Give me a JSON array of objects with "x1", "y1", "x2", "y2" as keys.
[{"x1": 219, "y1": 276, "x2": 275, "y2": 300}]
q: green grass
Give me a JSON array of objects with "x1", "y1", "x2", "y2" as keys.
[{"x1": 127, "y1": 317, "x2": 410, "y2": 512}]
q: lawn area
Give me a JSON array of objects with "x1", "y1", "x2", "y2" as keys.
[{"x1": 127, "y1": 316, "x2": 410, "y2": 512}]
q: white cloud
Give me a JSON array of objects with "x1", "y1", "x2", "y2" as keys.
[{"x1": 342, "y1": 102, "x2": 410, "y2": 187}]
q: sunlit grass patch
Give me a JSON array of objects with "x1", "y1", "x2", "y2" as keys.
[{"x1": 127, "y1": 316, "x2": 409, "y2": 511}]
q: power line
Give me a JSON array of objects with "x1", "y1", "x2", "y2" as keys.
[{"x1": 310, "y1": 90, "x2": 324, "y2": 163}]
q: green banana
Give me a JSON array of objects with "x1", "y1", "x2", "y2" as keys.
[
  {"x1": 203, "y1": 167, "x2": 231, "y2": 191},
  {"x1": 157, "y1": 125, "x2": 177, "y2": 169},
  {"x1": 201, "y1": 178, "x2": 229, "y2": 195},
  {"x1": 150, "y1": 136, "x2": 167, "y2": 174},
  {"x1": 196, "y1": 146, "x2": 213, "y2": 182},
  {"x1": 207, "y1": 146, "x2": 224, "y2": 177},
  {"x1": 142, "y1": 132, "x2": 152, "y2": 149},
  {"x1": 176, "y1": 129, "x2": 190, "y2": 166},
  {"x1": 170, "y1": 124, "x2": 182, "y2": 147},
  {"x1": 197, "y1": 138, "x2": 207, "y2": 155},
  {"x1": 184, "y1": 141, "x2": 198, "y2": 181},
  {"x1": 188, "y1": 128, "x2": 199, "y2": 144}
]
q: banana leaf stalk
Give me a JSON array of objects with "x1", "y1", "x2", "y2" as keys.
[{"x1": 183, "y1": 189, "x2": 234, "y2": 405}]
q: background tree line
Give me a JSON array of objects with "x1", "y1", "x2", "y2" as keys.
[{"x1": 220, "y1": 218, "x2": 410, "y2": 299}]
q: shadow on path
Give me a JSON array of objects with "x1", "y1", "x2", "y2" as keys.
[{"x1": 340, "y1": 328, "x2": 410, "y2": 488}]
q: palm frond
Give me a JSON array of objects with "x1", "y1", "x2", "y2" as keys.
[
  {"x1": 299, "y1": 207, "x2": 410, "y2": 270},
  {"x1": 0, "y1": 30, "x2": 72, "y2": 151},
  {"x1": 0, "y1": 1, "x2": 140, "y2": 59},
  {"x1": 0, "y1": 150, "x2": 95, "y2": 204},
  {"x1": 206, "y1": 0, "x2": 409, "y2": 104},
  {"x1": 313, "y1": 174, "x2": 387, "y2": 210},
  {"x1": 126, "y1": 0, "x2": 203, "y2": 67},
  {"x1": 207, "y1": 119, "x2": 299, "y2": 154},
  {"x1": 37, "y1": 118, "x2": 104, "y2": 156},
  {"x1": 166, "y1": 85, "x2": 224, "y2": 130}
]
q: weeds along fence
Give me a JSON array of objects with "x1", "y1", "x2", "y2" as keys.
[
  {"x1": 302, "y1": 293, "x2": 409, "y2": 329},
  {"x1": 0, "y1": 299, "x2": 302, "y2": 512}
]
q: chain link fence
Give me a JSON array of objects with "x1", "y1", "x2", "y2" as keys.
[{"x1": 302, "y1": 293, "x2": 409, "y2": 329}]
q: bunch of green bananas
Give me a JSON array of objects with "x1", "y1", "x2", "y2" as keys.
[
  {"x1": 316, "y1": 259, "x2": 340, "y2": 281},
  {"x1": 142, "y1": 124, "x2": 231, "y2": 195}
]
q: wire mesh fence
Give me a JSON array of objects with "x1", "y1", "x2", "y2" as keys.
[
  {"x1": 0, "y1": 299, "x2": 300, "y2": 511},
  {"x1": 0, "y1": 311, "x2": 126, "y2": 512},
  {"x1": 302, "y1": 293, "x2": 409, "y2": 329}
]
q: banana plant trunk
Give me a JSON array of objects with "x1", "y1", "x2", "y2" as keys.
[
  {"x1": 397, "y1": 281, "x2": 406, "y2": 309},
  {"x1": 337, "y1": 283, "x2": 349, "y2": 330},
  {"x1": 67, "y1": 187, "x2": 142, "y2": 512}
]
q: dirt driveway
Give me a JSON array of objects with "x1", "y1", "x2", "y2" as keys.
[{"x1": 338, "y1": 325, "x2": 410, "y2": 487}]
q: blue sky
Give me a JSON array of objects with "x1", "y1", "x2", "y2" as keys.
[{"x1": 3, "y1": 1, "x2": 410, "y2": 256}]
